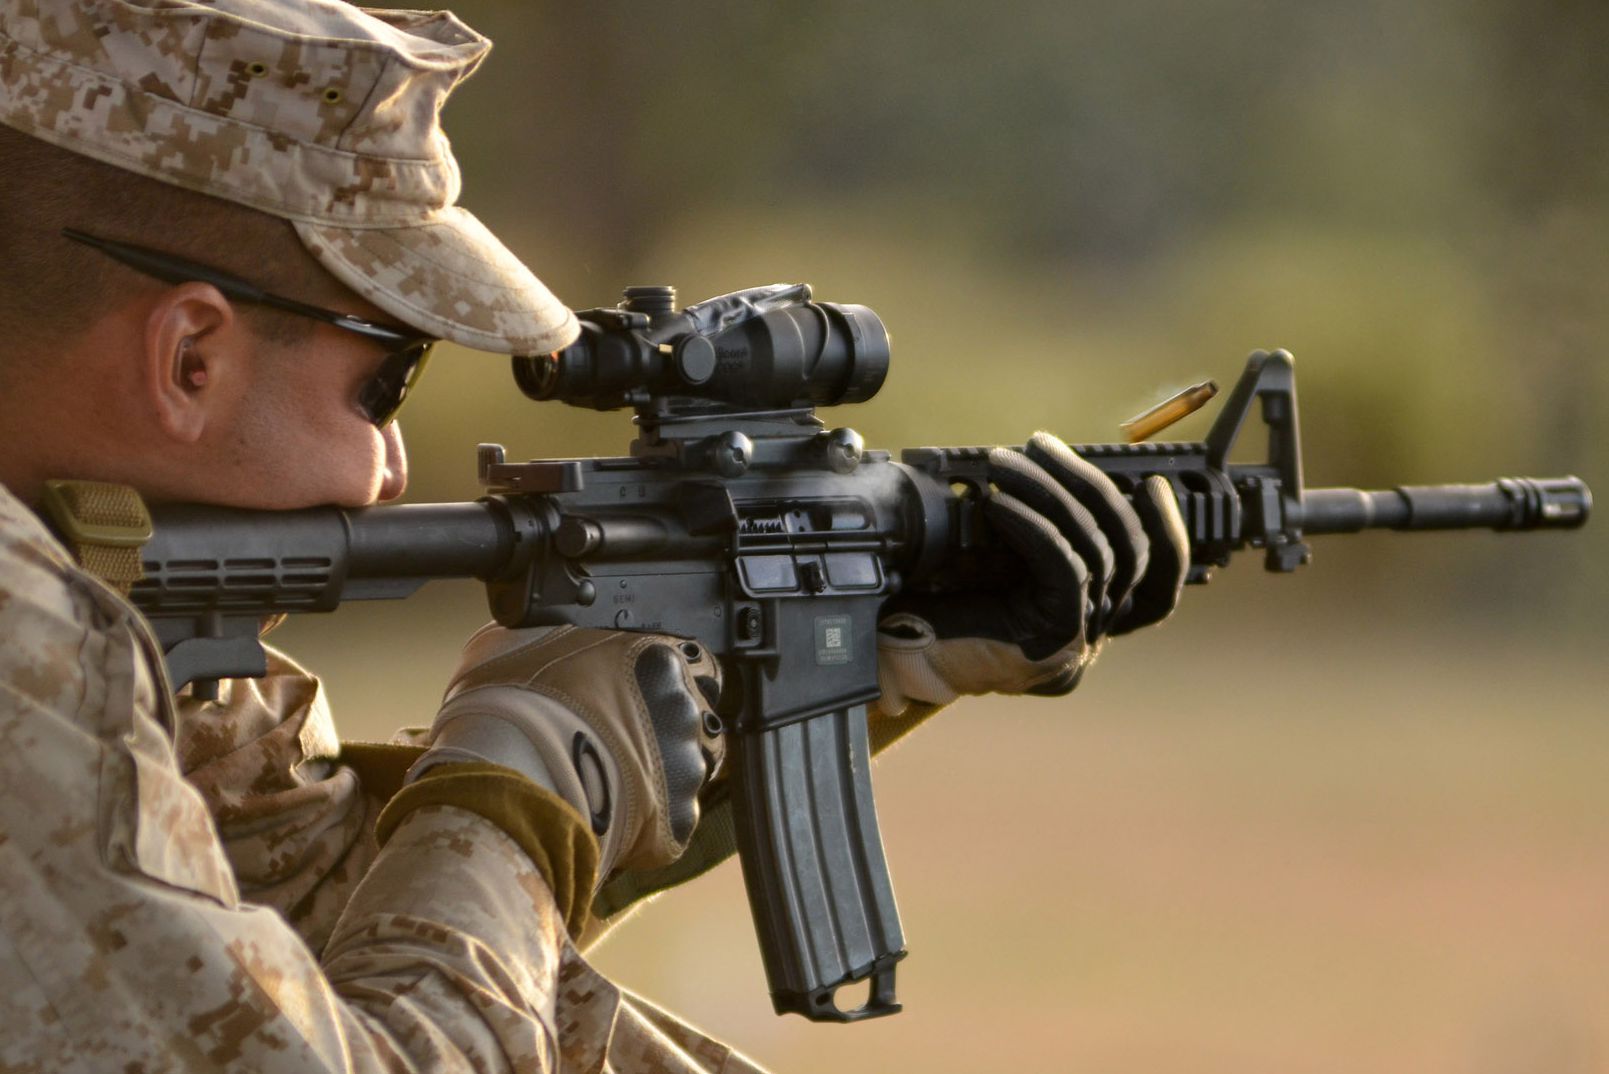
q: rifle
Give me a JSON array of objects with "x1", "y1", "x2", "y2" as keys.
[{"x1": 118, "y1": 283, "x2": 1590, "y2": 1022}]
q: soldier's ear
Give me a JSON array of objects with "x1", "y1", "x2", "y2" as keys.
[{"x1": 141, "y1": 282, "x2": 247, "y2": 444}]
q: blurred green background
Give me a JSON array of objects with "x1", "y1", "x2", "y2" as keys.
[{"x1": 277, "y1": 2, "x2": 1608, "y2": 1070}]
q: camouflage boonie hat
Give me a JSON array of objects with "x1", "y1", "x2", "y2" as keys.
[{"x1": 0, "y1": 0, "x2": 578, "y2": 355}]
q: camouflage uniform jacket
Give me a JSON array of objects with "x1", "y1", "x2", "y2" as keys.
[{"x1": 0, "y1": 481, "x2": 766, "y2": 1073}]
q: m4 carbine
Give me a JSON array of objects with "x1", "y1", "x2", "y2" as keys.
[{"x1": 118, "y1": 284, "x2": 1590, "y2": 1023}]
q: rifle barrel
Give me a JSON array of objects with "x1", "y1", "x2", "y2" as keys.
[{"x1": 1300, "y1": 476, "x2": 1591, "y2": 534}]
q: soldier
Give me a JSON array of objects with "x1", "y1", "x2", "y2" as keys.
[{"x1": 0, "y1": 1, "x2": 1187, "y2": 1070}]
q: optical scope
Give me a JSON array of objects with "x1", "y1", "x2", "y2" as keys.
[{"x1": 513, "y1": 283, "x2": 890, "y2": 412}]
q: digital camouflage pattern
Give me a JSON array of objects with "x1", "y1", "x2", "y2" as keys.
[
  {"x1": 0, "y1": 0, "x2": 578, "y2": 354},
  {"x1": 0, "y1": 481, "x2": 768, "y2": 1073}
]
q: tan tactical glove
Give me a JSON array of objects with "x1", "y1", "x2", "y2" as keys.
[
  {"x1": 409, "y1": 625, "x2": 725, "y2": 883},
  {"x1": 876, "y1": 431, "x2": 1189, "y2": 715}
]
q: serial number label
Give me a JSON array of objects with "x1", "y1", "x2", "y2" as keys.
[{"x1": 815, "y1": 615, "x2": 852, "y2": 666}]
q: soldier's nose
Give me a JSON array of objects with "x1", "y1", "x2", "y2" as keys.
[{"x1": 379, "y1": 421, "x2": 408, "y2": 502}]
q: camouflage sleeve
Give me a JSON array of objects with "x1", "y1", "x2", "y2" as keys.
[
  {"x1": 172, "y1": 648, "x2": 383, "y2": 954},
  {"x1": 0, "y1": 491, "x2": 566, "y2": 1071}
]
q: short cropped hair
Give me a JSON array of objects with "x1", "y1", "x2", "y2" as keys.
[{"x1": 0, "y1": 124, "x2": 356, "y2": 356}]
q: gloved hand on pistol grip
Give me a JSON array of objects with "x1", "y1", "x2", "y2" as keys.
[
  {"x1": 410, "y1": 624, "x2": 725, "y2": 882},
  {"x1": 876, "y1": 431, "x2": 1189, "y2": 714}
]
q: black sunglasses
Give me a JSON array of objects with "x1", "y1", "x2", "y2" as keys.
[{"x1": 62, "y1": 228, "x2": 434, "y2": 427}]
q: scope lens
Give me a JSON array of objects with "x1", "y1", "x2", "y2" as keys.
[{"x1": 512, "y1": 351, "x2": 562, "y2": 400}]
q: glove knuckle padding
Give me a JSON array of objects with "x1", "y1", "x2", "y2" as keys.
[
  {"x1": 982, "y1": 492, "x2": 1089, "y2": 659},
  {"x1": 634, "y1": 643, "x2": 715, "y2": 845},
  {"x1": 436, "y1": 625, "x2": 724, "y2": 876},
  {"x1": 1024, "y1": 431, "x2": 1150, "y2": 604},
  {"x1": 988, "y1": 445, "x2": 1115, "y2": 592},
  {"x1": 1112, "y1": 475, "x2": 1190, "y2": 635}
]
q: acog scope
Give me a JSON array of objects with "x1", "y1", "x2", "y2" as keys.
[{"x1": 513, "y1": 283, "x2": 890, "y2": 412}]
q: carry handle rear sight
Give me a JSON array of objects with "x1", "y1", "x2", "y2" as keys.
[{"x1": 513, "y1": 283, "x2": 891, "y2": 415}]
